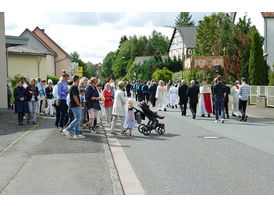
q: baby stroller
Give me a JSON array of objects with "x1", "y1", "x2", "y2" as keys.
[{"x1": 134, "y1": 101, "x2": 165, "y2": 135}]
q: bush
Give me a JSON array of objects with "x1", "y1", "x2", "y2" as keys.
[
  {"x1": 152, "y1": 67, "x2": 173, "y2": 83},
  {"x1": 9, "y1": 74, "x2": 21, "y2": 88},
  {"x1": 47, "y1": 75, "x2": 59, "y2": 85},
  {"x1": 172, "y1": 71, "x2": 182, "y2": 82},
  {"x1": 269, "y1": 69, "x2": 274, "y2": 86}
]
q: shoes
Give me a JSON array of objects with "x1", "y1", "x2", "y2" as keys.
[
  {"x1": 73, "y1": 134, "x2": 85, "y2": 139},
  {"x1": 201, "y1": 114, "x2": 205, "y2": 117},
  {"x1": 164, "y1": 108, "x2": 167, "y2": 112},
  {"x1": 221, "y1": 119, "x2": 224, "y2": 123},
  {"x1": 129, "y1": 133, "x2": 134, "y2": 136},
  {"x1": 121, "y1": 129, "x2": 126, "y2": 135},
  {"x1": 208, "y1": 114, "x2": 211, "y2": 117},
  {"x1": 214, "y1": 120, "x2": 219, "y2": 123},
  {"x1": 172, "y1": 106, "x2": 174, "y2": 109},
  {"x1": 181, "y1": 111, "x2": 184, "y2": 116},
  {"x1": 232, "y1": 114, "x2": 236, "y2": 117},
  {"x1": 91, "y1": 128, "x2": 96, "y2": 134},
  {"x1": 33, "y1": 121, "x2": 37, "y2": 124},
  {"x1": 192, "y1": 115, "x2": 196, "y2": 119},
  {"x1": 18, "y1": 122, "x2": 23, "y2": 125},
  {"x1": 63, "y1": 129, "x2": 71, "y2": 137},
  {"x1": 110, "y1": 132, "x2": 117, "y2": 135},
  {"x1": 175, "y1": 105, "x2": 177, "y2": 108},
  {"x1": 50, "y1": 114, "x2": 54, "y2": 117},
  {"x1": 240, "y1": 118, "x2": 244, "y2": 121},
  {"x1": 244, "y1": 115, "x2": 248, "y2": 122}
]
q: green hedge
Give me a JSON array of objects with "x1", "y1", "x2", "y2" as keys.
[{"x1": 47, "y1": 75, "x2": 59, "y2": 85}]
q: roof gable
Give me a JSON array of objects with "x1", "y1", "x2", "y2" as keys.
[
  {"x1": 167, "y1": 26, "x2": 197, "y2": 52},
  {"x1": 33, "y1": 27, "x2": 71, "y2": 58},
  {"x1": 261, "y1": 12, "x2": 274, "y2": 18},
  {"x1": 20, "y1": 29, "x2": 56, "y2": 56}
]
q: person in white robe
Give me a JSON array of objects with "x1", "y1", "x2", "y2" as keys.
[
  {"x1": 166, "y1": 84, "x2": 170, "y2": 107},
  {"x1": 200, "y1": 80, "x2": 213, "y2": 117},
  {"x1": 231, "y1": 80, "x2": 241, "y2": 117},
  {"x1": 169, "y1": 84, "x2": 179, "y2": 109},
  {"x1": 156, "y1": 80, "x2": 167, "y2": 111}
]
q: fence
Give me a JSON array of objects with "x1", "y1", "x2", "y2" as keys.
[{"x1": 249, "y1": 86, "x2": 274, "y2": 107}]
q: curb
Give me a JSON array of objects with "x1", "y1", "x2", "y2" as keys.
[{"x1": 102, "y1": 118, "x2": 146, "y2": 195}]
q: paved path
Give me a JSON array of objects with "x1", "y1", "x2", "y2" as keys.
[
  {"x1": 111, "y1": 104, "x2": 274, "y2": 195},
  {"x1": 0, "y1": 111, "x2": 122, "y2": 195}
]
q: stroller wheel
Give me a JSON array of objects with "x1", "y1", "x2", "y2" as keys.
[
  {"x1": 138, "y1": 124, "x2": 146, "y2": 134},
  {"x1": 143, "y1": 126, "x2": 151, "y2": 135},
  {"x1": 156, "y1": 127, "x2": 165, "y2": 135}
]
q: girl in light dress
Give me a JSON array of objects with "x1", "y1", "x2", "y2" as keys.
[{"x1": 122, "y1": 98, "x2": 135, "y2": 136}]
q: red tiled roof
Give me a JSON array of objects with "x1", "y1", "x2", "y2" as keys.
[
  {"x1": 261, "y1": 12, "x2": 274, "y2": 17},
  {"x1": 33, "y1": 27, "x2": 71, "y2": 58},
  {"x1": 20, "y1": 28, "x2": 57, "y2": 56}
]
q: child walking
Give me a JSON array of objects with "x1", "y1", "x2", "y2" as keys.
[{"x1": 123, "y1": 98, "x2": 135, "y2": 136}]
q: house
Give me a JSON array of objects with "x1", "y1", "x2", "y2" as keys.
[
  {"x1": 167, "y1": 26, "x2": 197, "y2": 60},
  {"x1": 7, "y1": 45, "x2": 48, "y2": 80},
  {"x1": 261, "y1": 12, "x2": 274, "y2": 70},
  {"x1": 20, "y1": 29, "x2": 56, "y2": 76},
  {"x1": 0, "y1": 12, "x2": 7, "y2": 109},
  {"x1": 32, "y1": 27, "x2": 72, "y2": 77},
  {"x1": 134, "y1": 56, "x2": 168, "y2": 65}
]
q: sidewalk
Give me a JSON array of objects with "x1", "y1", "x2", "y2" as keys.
[
  {"x1": 246, "y1": 105, "x2": 274, "y2": 120},
  {"x1": 0, "y1": 111, "x2": 123, "y2": 195}
]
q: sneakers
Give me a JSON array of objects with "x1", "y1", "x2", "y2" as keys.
[
  {"x1": 73, "y1": 134, "x2": 85, "y2": 139},
  {"x1": 91, "y1": 127, "x2": 96, "y2": 134},
  {"x1": 214, "y1": 120, "x2": 219, "y2": 123},
  {"x1": 63, "y1": 129, "x2": 71, "y2": 137}
]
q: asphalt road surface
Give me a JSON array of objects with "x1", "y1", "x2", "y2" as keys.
[{"x1": 116, "y1": 105, "x2": 274, "y2": 195}]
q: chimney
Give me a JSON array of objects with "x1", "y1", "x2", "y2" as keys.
[{"x1": 41, "y1": 29, "x2": 45, "y2": 32}]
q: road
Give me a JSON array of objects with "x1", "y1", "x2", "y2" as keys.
[{"x1": 114, "y1": 105, "x2": 274, "y2": 195}]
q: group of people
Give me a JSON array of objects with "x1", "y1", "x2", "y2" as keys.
[
  {"x1": 12, "y1": 71, "x2": 137, "y2": 138},
  {"x1": 12, "y1": 71, "x2": 251, "y2": 139},
  {"x1": 12, "y1": 77, "x2": 55, "y2": 125},
  {"x1": 127, "y1": 75, "x2": 250, "y2": 124}
]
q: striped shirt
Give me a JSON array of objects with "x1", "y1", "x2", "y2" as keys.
[{"x1": 239, "y1": 83, "x2": 250, "y2": 101}]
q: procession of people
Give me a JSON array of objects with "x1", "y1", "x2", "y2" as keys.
[{"x1": 11, "y1": 71, "x2": 251, "y2": 138}]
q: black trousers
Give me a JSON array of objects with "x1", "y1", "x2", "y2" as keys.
[
  {"x1": 18, "y1": 112, "x2": 24, "y2": 123},
  {"x1": 224, "y1": 101, "x2": 229, "y2": 115},
  {"x1": 151, "y1": 97, "x2": 156, "y2": 107},
  {"x1": 144, "y1": 93, "x2": 150, "y2": 103},
  {"x1": 59, "y1": 100, "x2": 68, "y2": 128},
  {"x1": 189, "y1": 103, "x2": 197, "y2": 117},
  {"x1": 239, "y1": 99, "x2": 247, "y2": 119},
  {"x1": 180, "y1": 102, "x2": 187, "y2": 115},
  {"x1": 135, "y1": 92, "x2": 138, "y2": 101},
  {"x1": 68, "y1": 108, "x2": 74, "y2": 125}
]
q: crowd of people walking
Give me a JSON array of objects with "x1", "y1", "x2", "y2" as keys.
[{"x1": 11, "y1": 71, "x2": 251, "y2": 138}]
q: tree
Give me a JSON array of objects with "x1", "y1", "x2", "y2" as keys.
[
  {"x1": 101, "y1": 51, "x2": 116, "y2": 79},
  {"x1": 112, "y1": 40, "x2": 131, "y2": 78},
  {"x1": 194, "y1": 13, "x2": 230, "y2": 56},
  {"x1": 175, "y1": 12, "x2": 195, "y2": 26},
  {"x1": 147, "y1": 30, "x2": 170, "y2": 55},
  {"x1": 248, "y1": 29, "x2": 267, "y2": 85},
  {"x1": 119, "y1": 35, "x2": 128, "y2": 48},
  {"x1": 152, "y1": 67, "x2": 173, "y2": 83}
]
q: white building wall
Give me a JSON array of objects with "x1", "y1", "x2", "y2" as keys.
[
  {"x1": 169, "y1": 30, "x2": 184, "y2": 60},
  {"x1": 265, "y1": 18, "x2": 274, "y2": 70},
  {"x1": 0, "y1": 12, "x2": 7, "y2": 109},
  {"x1": 46, "y1": 55, "x2": 55, "y2": 75}
]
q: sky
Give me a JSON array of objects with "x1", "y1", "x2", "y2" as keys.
[{"x1": 4, "y1": 12, "x2": 265, "y2": 64}]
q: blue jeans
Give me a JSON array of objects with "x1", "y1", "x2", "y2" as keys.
[
  {"x1": 66, "y1": 107, "x2": 81, "y2": 135},
  {"x1": 214, "y1": 97, "x2": 225, "y2": 120}
]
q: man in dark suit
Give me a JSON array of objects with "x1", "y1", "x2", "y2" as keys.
[
  {"x1": 178, "y1": 80, "x2": 189, "y2": 116},
  {"x1": 223, "y1": 81, "x2": 230, "y2": 119},
  {"x1": 149, "y1": 81, "x2": 158, "y2": 107},
  {"x1": 187, "y1": 80, "x2": 200, "y2": 119}
]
